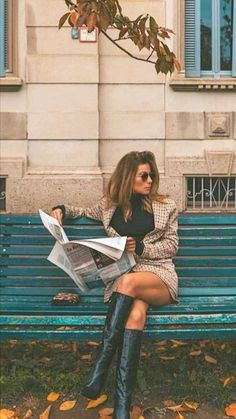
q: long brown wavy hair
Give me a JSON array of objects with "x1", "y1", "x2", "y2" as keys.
[{"x1": 104, "y1": 151, "x2": 169, "y2": 221}]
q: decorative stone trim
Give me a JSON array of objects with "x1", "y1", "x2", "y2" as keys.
[
  {"x1": 0, "y1": 158, "x2": 26, "y2": 178},
  {"x1": 205, "y1": 113, "x2": 232, "y2": 139},
  {"x1": 169, "y1": 77, "x2": 236, "y2": 91}
]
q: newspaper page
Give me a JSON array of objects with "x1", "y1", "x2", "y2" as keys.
[{"x1": 39, "y1": 209, "x2": 136, "y2": 292}]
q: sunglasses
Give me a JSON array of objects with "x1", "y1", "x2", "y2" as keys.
[{"x1": 137, "y1": 171, "x2": 156, "y2": 182}]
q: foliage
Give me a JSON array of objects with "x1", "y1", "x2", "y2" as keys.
[{"x1": 58, "y1": 0, "x2": 181, "y2": 76}]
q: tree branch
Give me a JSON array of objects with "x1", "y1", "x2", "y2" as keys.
[{"x1": 101, "y1": 29, "x2": 156, "y2": 64}]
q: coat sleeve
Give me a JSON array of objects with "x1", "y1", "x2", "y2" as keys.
[
  {"x1": 141, "y1": 202, "x2": 179, "y2": 260},
  {"x1": 63, "y1": 197, "x2": 106, "y2": 221}
]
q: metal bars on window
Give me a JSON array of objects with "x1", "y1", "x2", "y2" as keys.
[{"x1": 186, "y1": 176, "x2": 236, "y2": 210}]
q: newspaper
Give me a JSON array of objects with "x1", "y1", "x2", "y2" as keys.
[{"x1": 39, "y1": 209, "x2": 136, "y2": 292}]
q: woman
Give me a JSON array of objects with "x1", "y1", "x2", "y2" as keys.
[{"x1": 50, "y1": 150, "x2": 179, "y2": 419}]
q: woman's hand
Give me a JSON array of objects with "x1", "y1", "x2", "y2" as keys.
[
  {"x1": 50, "y1": 208, "x2": 63, "y2": 226},
  {"x1": 125, "y1": 237, "x2": 136, "y2": 253}
]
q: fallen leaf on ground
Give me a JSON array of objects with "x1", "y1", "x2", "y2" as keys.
[
  {"x1": 167, "y1": 401, "x2": 199, "y2": 412},
  {"x1": 155, "y1": 340, "x2": 167, "y2": 346},
  {"x1": 225, "y1": 403, "x2": 236, "y2": 417},
  {"x1": 39, "y1": 405, "x2": 52, "y2": 419},
  {"x1": 72, "y1": 342, "x2": 78, "y2": 353},
  {"x1": 159, "y1": 355, "x2": 176, "y2": 360},
  {"x1": 47, "y1": 392, "x2": 60, "y2": 402},
  {"x1": 87, "y1": 394, "x2": 108, "y2": 409},
  {"x1": 23, "y1": 409, "x2": 33, "y2": 418},
  {"x1": 175, "y1": 412, "x2": 185, "y2": 419},
  {"x1": 98, "y1": 407, "x2": 113, "y2": 416},
  {"x1": 0, "y1": 410, "x2": 15, "y2": 419},
  {"x1": 87, "y1": 341, "x2": 100, "y2": 347},
  {"x1": 170, "y1": 339, "x2": 188, "y2": 347},
  {"x1": 222, "y1": 376, "x2": 235, "y2": 387},
  {"x1": 162, "y1": 400, "x2": 176, "y2": 407},
  {"x1": 189, "y1": 350, "x2": 202, "y2": 356},
  {"x1": 131, "y1": 405, "x2": 142, "y2": 418},
  {"x1": 205, "y1": 354, "x2": 217, "y2": 364},
  {"x1": 81, "y1": 354, "x2": 92, "y2": 361},
  {"x1": 155, "y1": 347, "x2": 166, "y2": 352},
  {"x1": 140, "y1": 351, "x2": 150, "y2": 358},
  {"x1": 59, "y1": 400, "x2": 76, "y2": 411}
]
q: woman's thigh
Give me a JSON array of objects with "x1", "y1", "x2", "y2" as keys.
[{"x1": 117, "y1": 271, "x2": 172, "y2": 306}]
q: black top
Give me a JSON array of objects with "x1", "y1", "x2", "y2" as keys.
[
  {"x1": 109, "y1": 193, "x2": 155, "y2": 255},
  {"x1": 52, "y1": 193, "x2": 155, "y2": 256}
]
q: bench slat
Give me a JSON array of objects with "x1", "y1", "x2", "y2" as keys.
[{"x1": 1, "y1": 327, "x2": 236, "y2": 341}]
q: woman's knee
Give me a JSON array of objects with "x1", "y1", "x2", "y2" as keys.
[
  {"x1": 126, "y1": 306, "x2": 147, "y2": 327},
  {"x1": 118, "y1": 273, "x2": 135, "y2": 293}
]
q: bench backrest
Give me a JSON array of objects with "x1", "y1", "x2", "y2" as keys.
[{"x1": 1, "y1": 214, "x2": 236, "y2": 304}]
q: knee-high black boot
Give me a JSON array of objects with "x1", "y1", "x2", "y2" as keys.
[
  {"x1": 80, "y1": 291, "x2": 134, "y2": 400},
  {"x1": 112, "y1": 328, "x2": 143, "y2": 419}
]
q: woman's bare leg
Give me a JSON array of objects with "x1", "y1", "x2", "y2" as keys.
[{"x1": 116, "y1": 271, "x2": 172, "y2": 307}]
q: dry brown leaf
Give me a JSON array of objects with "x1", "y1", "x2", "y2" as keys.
[
  {"x1": 140, "y1": 351, "x2": 150, "y2": 358},
  {"x1": 131, "y1": 405, "x2": 142, "y2": 418},
  {"x1": 182, "y1": 401, "x2": 199, "y2": 411},
  {"x1": 39, "y1": 405, "x2": 52, "y2": 419},
  {"x1": 221, "y1": 343, "x2": 226, "y2": 350},
  {"x1": 99, "y1": 416, "x2": 112, "y2": 419},
  {"x1": 162, "y1": 399, "x2": 176, "y2": 407},
  {"x1": 59, "y1": 400, "x2": 76, "y2": 411},
  {"x1": 47, "y1": 392, "x2": 60, "y2": 402},
  {"x1": 98, "y1": 407, "x2": 114, "y2": 416},
  {"x1": 159, "y1": 355, "x2": 176, "y2": 360},
  {"x1": 205, "y1": 354, "x2": 217, "y2": 364},
  {"x1": 155, "y1": 347, "x2": 166, "y2": 352},
  {"x1": 0, "y1": 410, "x2": 15, "y2": 419},
  {"x1": 170, "y1": 340, "x2": 188, "y2": 346},
  {"x1": 81, "y1": 354, "x2": 92, "y2": 361},
  {"x1": 86, "y1": 394, "x2": 108, "y2": 409},
  {"x1": 225, "y1": 403, "x2": 236, "y2": 417},
  {"x1": 23, "y1": 409, "x2": 33, "y2": 418},
  {"x1": 72, "y1": 342, "x2": 78, "y2": 353},
  {"x1": 223, "y1": 376, "x2": 235, "y2": 387},
  {"x1": 175, "y1": 412, "x2": 185, "y2": 419},
  {"x1": 87, "y1": 341, "x2": 100, "y2": 347},
  {"x1": 189, "y1": 350, "x2": 202, "y2": 356},
  {"x1": 167, "y1": 401, "x2": 199, "y2": 413},
  {"x1": 155, "y1": 340, "x2": 167, "y2": 346},
  {"x1": 167, "y1": 403, "x2": 183, "y2": 412}
]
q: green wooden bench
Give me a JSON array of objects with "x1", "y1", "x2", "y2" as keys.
[{"x1": 0, "y1": 214, "x2": 236, "y2": 341}]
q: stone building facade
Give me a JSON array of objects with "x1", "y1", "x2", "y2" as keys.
[{"x1": 0, "y1": 0, "x2": 236, "y2": 213}]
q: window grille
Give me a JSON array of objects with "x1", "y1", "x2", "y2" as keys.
[
  {"x1": 186, "y1": 176, "x2": 236, "y2": 210},
  {"x1": 0, "y1": 177, "x2": 6, "y2": 211}
]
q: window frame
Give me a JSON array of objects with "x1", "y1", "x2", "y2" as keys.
[
  {"x1": 185, "y1": 0, "x2": 236, "y2": 78},
  {"x1": 0, "y1": 0, "x2": 22, "y2": 86}
]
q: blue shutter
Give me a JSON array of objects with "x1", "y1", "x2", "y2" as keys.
[
  {"x1": 185, "y1": 0, "x2": 201, "y2": 77},
  {"x1": 232, "y1": 0, "x2": 236, "y2": 76},
  {"x1": 0, "y1": 0, "x2": 6, "y2": 77}
]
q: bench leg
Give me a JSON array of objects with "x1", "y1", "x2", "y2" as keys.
[
  {"x1": 112, "y1": 329, "x2": 143, "y2": 419},
  {"x1": 80, "y1": 291, "x2": 134, "y2": 400}
]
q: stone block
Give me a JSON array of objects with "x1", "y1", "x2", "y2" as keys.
[
  {"x1": 28, "y1": 140, "x2": 99, "y2": 167},
  {"x1": 0, "y1": 113, "x2": 27, "y2": 140},
  {"x1": 205, "y1": 112, "x2": 232, "y2": 138},
  {"x1": 99, "y1": 85, "x2": 164, "y2": 112},
  {"x1": 100, "y1": 56, "x2": 164, "y2": 84},
  {"x1": 165, "y1": 112, "x2": 204, "y2": 140},
  {"x1": 99, "y1": 139, "x2": 165, "y2": 169},
  {"x1": 27, "y1": 55, "x2": 99, "y2": 83},
  {"x1": 27, "y1": 85, "x2": 98, "y2": 112},
  {"x1": 28, "y1": 112, "x2": 99, "y2": 140},
  {"x1": 100, "y1": 111, "x2": 165, "y2": 139}
]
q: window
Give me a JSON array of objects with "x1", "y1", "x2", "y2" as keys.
[
  {"x1": 186, "y1": 176, "x2": 236, "y2": 210},
  {"x1": 185, "y1": 0, "x2": 236, "y2": 77},
  {"x1": 0, "y1": 0, "x2": 18, "y2": 80}
]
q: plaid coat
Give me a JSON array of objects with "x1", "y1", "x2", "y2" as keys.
[{"x1": 64, "y1": 197, "x2": 179, "y2": 305}]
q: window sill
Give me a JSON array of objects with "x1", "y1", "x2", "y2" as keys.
[
  {"x1": 0, "y1": 76, "x2": 23, "y2": 90},
  {"x1": 169, "y1": 77, "x2": 236, "y2": 91}
]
